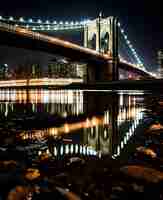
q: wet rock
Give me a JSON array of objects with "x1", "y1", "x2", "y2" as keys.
[
  {"x1": 120, "y1": 165, "x2": 163, "y2": 184},
  {"x1": 67, "y1": 157, "x2": 85, "y2": 166},
  {"x1": 136, "y1": 146, "x2": 157, "y2": 158},
  {"x1": 56, "y1": 187, "x2": 81, "y2": 200}
]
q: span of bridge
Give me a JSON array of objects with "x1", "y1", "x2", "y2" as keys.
[
  {"x1": 0, "y1": 22, "x2": 111, "y2": 64},
  {"x1": 0, "y1": 21, "x2": 155, "y2": 82}
]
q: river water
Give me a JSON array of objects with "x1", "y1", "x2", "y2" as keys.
[{"x1": 0, "y1": 89, "x2": 160, "y2": 159}]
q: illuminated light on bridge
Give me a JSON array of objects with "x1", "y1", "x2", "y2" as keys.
[
  {"x1": 28, "y1": 19, "x2": 33, "y2": 23},
  {"x1": 37, "y1": 19, "x2": 42, "y2": 23},
  {"x1": 19, "y1": 17, "x2": 24, "y2": 22},
  {"x1": 9, "y1": 16, "x2": 14, "y2": 21},
  {"x1": 118, "y1": 22, "x2": 144, "y2": 67},
  {"x1": 124, "y1": 35, "x2": 127, "y2": 40},
  {"x1": 118, "y1": 22, "x2": 121, "y2": 27},
  {"x1": 126, "y1": 40, "x2": 130, "y2": 45},
  {"x1": 0, "y1": 15, "x2": 90, "y2": 28}
]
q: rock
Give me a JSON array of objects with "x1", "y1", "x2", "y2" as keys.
[
  {"x1": 120, "y1": 165, "x2": 163, "y2": 184},
  {"x1": 136, "y1": 146, "x2": 157, "y2": 158},
  {"x1": 56, "y1": 187, "x2": 81, "y2": 200}
]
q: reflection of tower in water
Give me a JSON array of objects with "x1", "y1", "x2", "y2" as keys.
[
  {"x1": 83, "y1": 92, "x2": 119, "y2": 155},
  {"x1": 82, "y1": 91, "x2": 144, "y2": 156}
]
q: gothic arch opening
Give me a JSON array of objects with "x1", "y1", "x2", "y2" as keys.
[
  {"x1": 88, "y1": 33, "x2": 96, "y2": 50},
  {"x1": 101, "y1": 32, "x2": 109, "y2": 53}
]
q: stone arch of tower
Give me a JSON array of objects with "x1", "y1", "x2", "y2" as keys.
[
  {"x1": 84, "y1": 19, "x2": 99, "y2": 51},
  {"x1": 84, "y1": 16, "x2": 118, "y2": 58},
  {"x1": 100, "y1": 32, "x2": 110, "y2": 54},
  {"x1": 84, "y1": 16, "x2": 119, "y2": 83},
  {"x1": 88, "y1": 33, "x2": 97, "y2": 50}
]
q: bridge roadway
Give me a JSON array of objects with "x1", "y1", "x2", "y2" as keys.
[{"x1": 0, "y1": 22, "x2": 153, "y2": 79}]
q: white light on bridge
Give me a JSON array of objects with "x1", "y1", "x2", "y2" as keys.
[
  {"x1": 37, "y1": 19, "x2": 42, "y2": 23},
  {"x1": 131, "y1": 48, "x2": 135, "y2": 52},
  {"x1": 53, "y1": 21, "x2": 57, "y2": 24},
  {"x1": 0, "y1": 16, "x2": 2, "y2": 20},
  {"x1": 124, "y1": 35, "x2": 127, "y2": 40},
  {"x1": 28, "y1": 19, "x2": 33, "y2": 23},
  {"x1": 59, "y1": 21, "x2": 63, "y2": 25},
  {"x1": 129, "y1": 44, "x2": 133, "y2": 49},
  {"x1": 19, "y1": 17, "x2": 24, "y2": 22},
  {"x1": 127, "y1": 40, "x2": 130, "y2": 44},
  {"x1": 65, "y1": 21, "x2": 69, "y2": 25},
  {"x1": 120, "y1": 29, "x2": 124, "y2": 33},
  {"x1": 9, "y1": 16, "x2": 14, "y2": 21}
]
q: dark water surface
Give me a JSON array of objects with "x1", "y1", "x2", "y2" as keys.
[
  {"x1": 1, "y1": 89, "x2": 163, "y2": 199},
  {"x1": 0, "y1": 89, "x2": 154, "y2": 159}
]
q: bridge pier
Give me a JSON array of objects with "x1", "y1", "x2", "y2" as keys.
[{"x1": 84, "y1": 60, "x2": 119, "y2": 83}]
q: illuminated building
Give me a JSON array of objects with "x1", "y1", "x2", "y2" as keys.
[
  {"x1": 32, "y1": 64, "x2": 42, "y2": 78},
  {"x1": 0, "y1": 64, "x2": 8, "y2": 80},
  {"x1": 158, "y1": 51, "x2": 163, "y2": 78}
]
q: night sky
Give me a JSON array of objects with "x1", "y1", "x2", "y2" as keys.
[{"x1": 0, "y1": 0, "x2": 163, "y2": 71}]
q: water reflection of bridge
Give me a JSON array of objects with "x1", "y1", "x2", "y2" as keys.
[{"x1": 0, "y1": 89, "x2": 144, "y2": 156}]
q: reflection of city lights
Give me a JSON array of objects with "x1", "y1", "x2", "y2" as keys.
[
  {"x1": 84, "y1": 118, "x2": 91, "y2": 128},
  {"x1": 113, "y1": 108, "x2": 144, "y2": 159},
  {"x1": 62, "y1": 112, "x2": 67, "y2": 118},
  {"x1": 91, "y1": 117, "x2": 98, "y2": 126},
  {"x1": 104, "y1": 130, "x2": 108, "y2": 139},
  {"x1": 60, "y1": 145, "x2": 64, "y2": 155},
  {"x1": 70, "y1": 144, "x2": 74, "y2": 154},
  {"x1": 65, "y1": 145, "x2": 69, "y2": 154},
  {"x1": 117, "y1": 146, "x2": 120, "y2": 155},
  {"x1": 121, "y1": 141, "x2": 124, "y2": 149},
  {"x1": 49, "y1": 128, "x2": 58, "y2": 136},
  {"x1": 54, "y1": 147, "x2": 57, "y2": 156},
  {"x1": 83, "y1": 146, "x2": 86, "y2": 155},
  {"x1": 80, "y1": 146, "x2": 83, "y2": 154},
  {"x1": 64, "y1": 124, "x2": 69, "y2": 133},
  {"x1": 46, "y1": 149, "x2": 50, "y2": 154},
  {"x1": 75, "y1": 145, "x2": 79, "y2": 154}
]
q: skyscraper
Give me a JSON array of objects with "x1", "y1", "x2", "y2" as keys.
[
  {"x1": 158, "y1": 51, "x2": 163, "y2": 78},
  {"x1": 0, "y1": 64, "x2": 8, "y2": 80}
]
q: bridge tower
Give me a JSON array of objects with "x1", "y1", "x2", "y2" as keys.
[{"x1": 84, "y1": 15, "x2": 119, "y2": 82}]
